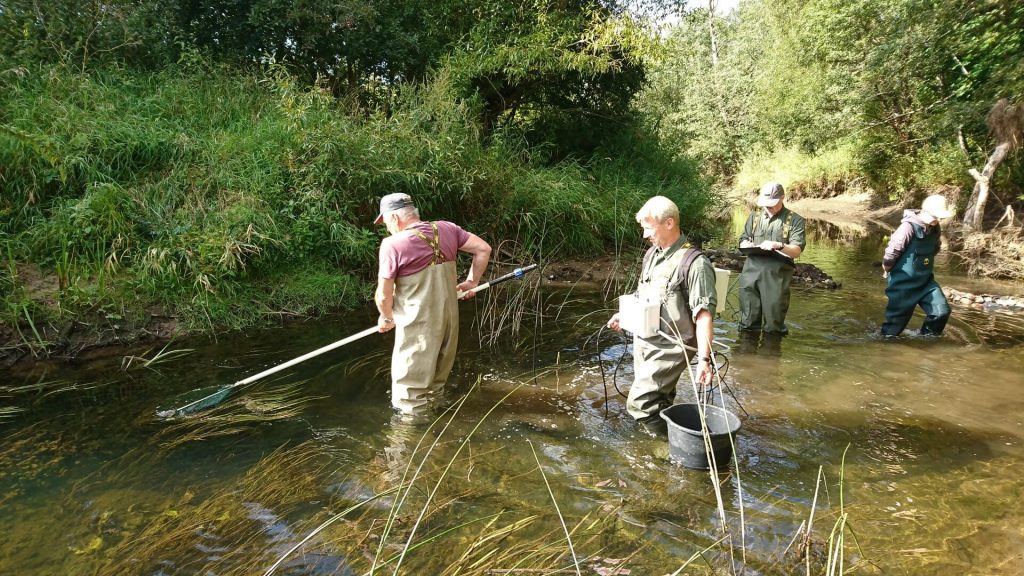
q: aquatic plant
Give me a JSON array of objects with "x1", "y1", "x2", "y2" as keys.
[
  {"x1": 154, "y1": 382, "x2": 318, "y2": 450},
  {"x1": 254, "y1": 372, "x2": 652, "y2": 576},
  {"x1": 120, "y1": 339, "x2": 194, "y2": 372},
  {"x1": 0, "y1": 406, "x2": 22, "y2": 421},
  {"x1": 0, "y1": 424, "x2": 69, "y2": 506},
  {"x1": 95, "y1": 441, "x2": 338, "y2": 575}
]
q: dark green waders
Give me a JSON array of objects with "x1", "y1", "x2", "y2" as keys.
[
  {"x1": 739, "y1": 257, "x2": 793, "y2": 334},
  {"x1": 881, "y1": 223, "x2": 951, "y2": 336}
]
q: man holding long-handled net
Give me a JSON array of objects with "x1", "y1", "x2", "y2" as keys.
[{"x1": 374, "y1": 193, "x2": 492, "y2": 415}]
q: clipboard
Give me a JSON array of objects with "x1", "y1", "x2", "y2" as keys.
[{"x1": 740, "y1": 246, "x2": 794, "y2": 264}]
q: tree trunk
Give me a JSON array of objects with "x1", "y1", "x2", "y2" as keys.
[
  {"x1": 708, "y1": 0, "x2": 719, "y2": 68},
  {"x1": 963, "y1": 141, "x2": 1011, "y2": 230}
]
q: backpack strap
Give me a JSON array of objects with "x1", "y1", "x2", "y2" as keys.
[{"x1": 670, "y1": 248, "x2": 704, "y2": 299}]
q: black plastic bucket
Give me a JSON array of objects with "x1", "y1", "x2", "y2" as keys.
[{"x1": 660, "y1": 403, "x2": 741, "y2": 470}]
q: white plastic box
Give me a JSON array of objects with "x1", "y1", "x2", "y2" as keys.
[
  {"x1": 713, "y1": 268, "x2": 730, "y2": 317},
  {"x1": 618, "y1": 294, "x2": 660, "y2": 338}
]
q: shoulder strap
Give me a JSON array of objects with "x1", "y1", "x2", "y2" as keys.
[
  {"x1": 641, "y1": 246, "x2": 657, "y2": 278},
  {"x1": 407, "y1": 222, "x2": 447, "y2": 265},
  {"x1": 783, "y1": 211, "x2": 793, "y2": 244},
  {"x1": 670, "y1": 248, "x2": 704, "y2": 296},
  {"x1": 908, "y1": 221, "x2": 925, "y2": 239}
]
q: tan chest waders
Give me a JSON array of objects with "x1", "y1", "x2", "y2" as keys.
[{"x1": 390, "y1": 223, "x2": 459, "y2": 414}]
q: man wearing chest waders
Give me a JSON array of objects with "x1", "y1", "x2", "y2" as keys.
[
  {"x1": 374, "y1": 193, "x2": 492, "y2": 414},
  {"x1": 880, "y1": 194, "x2": 953, "y2": 337},
  {"x1": 606, "y1": 196, "x2": 718, "y2": 437},
  {"x1": 738, "y1": 182, "x2": 806, "y2": 335}
]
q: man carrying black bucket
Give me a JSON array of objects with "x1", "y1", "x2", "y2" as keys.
[
  {"x1": 607, "y1": 196, "x2": 717, "y2": 437},
  {"x1": 374, "y1": 193, "x2": 492, "y2": 414}
]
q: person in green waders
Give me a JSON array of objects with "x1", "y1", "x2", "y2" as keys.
[
  {"x1": 738, "y1": 182, "x2": 806, "y2": 336},
  {"x1": 606, "y1": 196, "x2": 717, "y2": 437},
  {"x1": 374, "y1": 193, "x2": 492, "y2": 414},
  {"x1": 880, "y1": 194, "x2": 953, "y2": 337}
]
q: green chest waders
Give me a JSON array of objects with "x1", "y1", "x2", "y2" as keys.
[
  {"x1": 391, "y1": 223, "x2": 460, "y2": 414},
  {"x1": 881, "y1": 223, "x2": 951, "y2": 336},
  {"x1": 739, "y1": 211, "x2": 795, "y2": 334},
  {"x1": 628, "y1": 246, "x2": 702, "y2": 423}
]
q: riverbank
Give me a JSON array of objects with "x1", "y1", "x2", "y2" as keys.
[
  {"x1": 0, "y1": 62, "x2": 713, "y2": 370},
  {"x1": 5, "y1": 192, "x2": 1021, "y2": 370},
  {"x1": 541, "y1": 250, "x2": 841, "y2": 291},
  {"x1": 0, "y1": 245, "x2": 841, "y2": 370},
  {"x1": 945, "y1": 287, "x2": 1024, "y2": 312},
  {"x1": 787, "y1": 191, "x2": 902, "y2": 230}
]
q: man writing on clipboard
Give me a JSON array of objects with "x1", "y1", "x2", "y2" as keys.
[{"x1": 738, "y1": 182, "x2": 806, "y2": 335}]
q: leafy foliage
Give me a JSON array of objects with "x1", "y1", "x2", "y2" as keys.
[
  {"x1": 639, "y1": 0, "x2": 1024, "y2": 204},
  {"x1": 0, "y1": 0, "x2": 712, "y2": 346},
  {"x1": 0, "y1": 59, "x2": 709, "y2": 337}
]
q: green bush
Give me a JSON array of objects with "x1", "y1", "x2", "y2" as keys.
[{"x1": 0, "y1": 62, "x2": 713, "y2": 337}]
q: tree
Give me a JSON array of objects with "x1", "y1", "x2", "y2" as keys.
[
  {"x1": 442, "y1": 1, "x2": 651, "y2": 157},
  {"x1": 963, "y1": 98, "x2": 1023, "y2": 229}
]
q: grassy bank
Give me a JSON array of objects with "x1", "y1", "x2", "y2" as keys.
[
  {"x1": 730, "y1": 142, "x2": 975, "y2": 205},
  {"x1": 0, "y1": 63, "x2": 714, "y2": 361}
]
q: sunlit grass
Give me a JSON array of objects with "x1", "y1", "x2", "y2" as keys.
[{"x1": 733, "y1": 144, "x2": 860, "y2": 199}]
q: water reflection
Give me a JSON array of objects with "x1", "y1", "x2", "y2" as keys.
[
  {"x1": 1, "y1": 212, "x2": 1023, "y2": 575},
  {"x1": 735, "y1": 330, "x2": 785, "y2": 356}
]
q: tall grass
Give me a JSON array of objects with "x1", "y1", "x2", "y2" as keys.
[
  {"x1": 0, "y1": 60, "x2": 712, "y2": 350},
  {"x1": 733, "y1": 144, "x2": 862, "y2": 199}
]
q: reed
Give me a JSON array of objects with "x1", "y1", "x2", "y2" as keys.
[
  {"x1": 390, "y1": 380, "x2": 526, "y2": 573},
  {"x1": 371, "y1": 393, "x2": 473, "y2": 574},
  {"x1": 120, "y1": 339, "x2": 194, "y2": 371},
  {"x1": 528, "y1": 439, "x2": 581, "y2": 575}
]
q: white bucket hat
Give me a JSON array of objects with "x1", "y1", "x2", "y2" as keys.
[{"x1": 921, "y1": 194, "x2": 953, "y2": 219}]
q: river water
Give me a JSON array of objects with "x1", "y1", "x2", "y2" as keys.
[{"x1": 3, "y1": 213, "x2": 1024, "y2": 575}]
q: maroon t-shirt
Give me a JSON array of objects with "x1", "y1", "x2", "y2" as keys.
[{"x1": 378, "y1": 221, "x2": 471, "y2": 279}]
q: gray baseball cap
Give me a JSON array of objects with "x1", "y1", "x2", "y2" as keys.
[
  {"x1": 374, "y1": 193, "x2": 415, "y2": 224},
  {"x1": 757, "y1": 182, "x2": 785, "y2": 208}
]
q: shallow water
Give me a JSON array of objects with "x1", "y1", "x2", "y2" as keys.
[{"x1": 3, "y1": 213, "x2": 1024, "y2": 575}]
